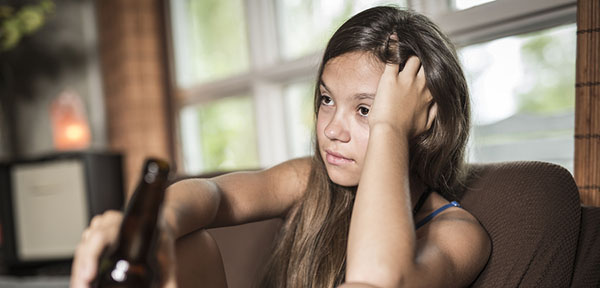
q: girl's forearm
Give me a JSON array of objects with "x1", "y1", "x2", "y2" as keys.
[
  {"x1": 345, "y1": 124, "x2": 417, "y2": 286},
  {"x1": 163, "y1": 178, "x2": 222, "y2": 239}
]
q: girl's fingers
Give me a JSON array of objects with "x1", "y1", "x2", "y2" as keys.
[
  {"x1": 383, "y1": 62, "x2": 400, "y2": 78},
  {"x1": 378, "y1": 62, "x2": 400, "y2": 92},
  {"x1": 416, "y1": 63, "x2": 432, "y2": 102},
  {"x1": 71, "y1": 232, "x2": 105, "y2": 288},
  {"x1": 402, "y1": 56, "x2": 421, "y2": 76},
  {"x1": 70, "y1": 211, "x2": 123, "y2": 288},
  {"x1": 426, "y1": 102, "x2": 438, "y2": 130},
  {"x1": 417, "y1": 62, "x2": 426, "y2": 81}
]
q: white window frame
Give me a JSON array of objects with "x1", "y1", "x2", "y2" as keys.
[
  {"x1": 168, "y1": 0, "x2": 577, "y2": 173},
  {"x1": 428, "y1": 0, "x2": 576, "y2": 47}
]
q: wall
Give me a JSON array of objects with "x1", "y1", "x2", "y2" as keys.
[
  {"x1": 96, "y1": 0, "x2": 172, "y2": 194},
  {"x1": 0, "y1": 0, "x2": 106, "y2": 160}
]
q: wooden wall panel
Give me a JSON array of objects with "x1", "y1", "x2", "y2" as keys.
[
  {"x1": 96, "y1": 0, "x2": 172, "y2": 197},
  {"x1": 575, "y1": 0, "x2": 600, "y2": 206}
]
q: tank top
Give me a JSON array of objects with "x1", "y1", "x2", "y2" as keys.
[{"x1": 412, "y1": 187, "x2": 461, "y2": 230}]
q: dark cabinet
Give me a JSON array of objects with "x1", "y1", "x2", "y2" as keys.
[{"x1": 0, "y1": 152, "x2": 123, "y2": 271}]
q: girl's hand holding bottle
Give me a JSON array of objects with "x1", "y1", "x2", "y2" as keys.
[{"x1": 70, "y1": 159, "x2": 178, "y2": 288}]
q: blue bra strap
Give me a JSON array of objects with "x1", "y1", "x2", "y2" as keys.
[{"x1": 415, "y1": 201, "x2": 461, "y2": 230}]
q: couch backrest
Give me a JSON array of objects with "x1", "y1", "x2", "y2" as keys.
[
  {"x1": 571, "y1": 205, "x2": 600, "y2": 287},
  {"x1": 460, "y1": 161, "x2": 581, "y2": 287}
]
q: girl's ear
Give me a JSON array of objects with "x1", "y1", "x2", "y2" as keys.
[{"x1": 426, "y1": 102, "x2": 438, "y2": 130}]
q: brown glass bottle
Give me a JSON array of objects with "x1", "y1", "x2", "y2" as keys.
[{"x1": 93, "y1": 158, "x2": 170, "y2": 288}]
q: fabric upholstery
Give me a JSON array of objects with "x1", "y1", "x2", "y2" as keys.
[
  {"x1": 207, "y1": 219, "x2": 281, "y2": 288},
  {"x1": 460, "y1": 162, "x2": 581, "y2": 287},
  {"x1": 571, "y1": 206, "x2": 600, "y2": 287}
]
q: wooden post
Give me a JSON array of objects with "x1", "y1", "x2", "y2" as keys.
[
  {"x1": 96, "y1": 0, "x2": 173, "y2": 197},
  {"x1": 575, "y1": 0, "x2": 600, "y2": 206}
]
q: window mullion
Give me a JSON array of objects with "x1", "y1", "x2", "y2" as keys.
[
  {"x1": 246, "y1": 0, "x2": 279, "y2": 69},
  {"x1": 253, "y1": 82, "x2": 289, "y2": 167},
  {"x1": 179, "y1": 107, "x2": 205, "y2": 174},
  {"x1": 247, "y1": 0, "x2": 288, "y2": 167}
]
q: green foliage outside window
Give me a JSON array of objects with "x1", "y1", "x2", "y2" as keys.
[
  {"x1": 277, "y1": 0, "x2": 399, "y2": 59},
  {"x1": 195, "y1": 96, "x2": 259, "y2": 171},
  {"x1": 277, "y1": 0, "x2": 352, "y2": 59},
  {"x1": 516, "y1": 25, "x2": 576, "y2": 115},
  {"x1": 284, "y1": 81, "x2": 316, "y2": 157},
  {"x1": 187, "y1": 0, "x2": 249, "y2": 82}
]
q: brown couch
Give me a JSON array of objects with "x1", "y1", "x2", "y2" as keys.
[{"x1": 207, "y1": 161, "x2": 600, "y2": 287}]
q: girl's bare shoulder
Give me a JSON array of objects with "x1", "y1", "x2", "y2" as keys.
[
  {"x1": 265, "y1": 157, "x2": 312, "y2": 184},
  {"x1": 260, "y1": 156, "x2": 313, "y2": 198},
  {"x1": 415, "y1": 192, "x2": 482, "y2": 231},
  {"x1": 415, "y1": 192, "x2": 491, "y2": 285}
]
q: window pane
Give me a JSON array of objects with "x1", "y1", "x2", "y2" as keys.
[
  {"x1": 180, "y1": 95, "x2": 259, "y2": 174},
  {"x1": 452, "y1": 0, "x2": 495, "y2": 10},
  {"x1": 275, "y1": 0, "x2": 405, "y2": 60},
  {"x1": 283, "y1": 81, "x2": 315, "y2": 158},
  {"x1": 460, "y1": 24, "x2": 576, "y2": 171},
  {"x1": 171, "y1": 0, "x2": 250, "y2": 87}
]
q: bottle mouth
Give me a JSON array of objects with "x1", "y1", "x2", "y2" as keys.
[
  {"x1": 149, "y1": 162, "x2": 159, "y2": 173},
  {"x1": 143, "y1": 158, "x2": 170, "y2": 184}
]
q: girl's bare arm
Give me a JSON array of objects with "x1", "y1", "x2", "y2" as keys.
[
  {"x1": 71, "y1": 157, "x2": 310, "y2": 288},
  {"x1": 164, "y1": 157, "x2": 311, "y2": 238}
]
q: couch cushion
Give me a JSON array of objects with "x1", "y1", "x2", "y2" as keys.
[
  {"x1": 460, "y1": 162, "x2": 581, "y2": 287},
  {"x1": 208, "y1": 219, "x2": 282, "y2": 288},
  {"x1": 571, "y1": 205, "x2": 600, "y2": 287}
]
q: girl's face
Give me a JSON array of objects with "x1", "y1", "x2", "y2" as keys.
[{"x1": 317, "y1": 52, "x2": 385, "y2": 186}]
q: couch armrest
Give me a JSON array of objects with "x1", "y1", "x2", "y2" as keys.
[
  {"x1": 571, "y1": 206, "x2": 600, "y2": 287},
  {"x1": 207, "y1": 219, "x2": 282, "y2": 288}
]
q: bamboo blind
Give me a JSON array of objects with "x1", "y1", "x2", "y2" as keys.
[
  {"x1": 96, "y1": 0, "x2": 172, "y2": 196},
  {"x1": 575, "y1": 0, "x2": 600, "y2": 206}
]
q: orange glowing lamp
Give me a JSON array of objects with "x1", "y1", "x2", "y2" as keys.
[{"x1": 50, "y1": 90, "x2": 91, "y2": 150}]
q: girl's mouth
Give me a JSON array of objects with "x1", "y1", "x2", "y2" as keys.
[{"x1": 325, "y1": 150, "x2": 354, "y2": 165}]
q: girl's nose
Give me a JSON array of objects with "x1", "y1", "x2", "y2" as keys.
[{"x1": 325, "y1": 115, "x2": 350, "y2": 142}]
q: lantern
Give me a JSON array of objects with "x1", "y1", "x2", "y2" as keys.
[{"x1": 50, "y1": 89, "x2": 91, "y2": 150}]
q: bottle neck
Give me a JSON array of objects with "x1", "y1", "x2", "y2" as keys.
[{"x1": 116, "y1": 171, "x2": 167, "y2": 262}]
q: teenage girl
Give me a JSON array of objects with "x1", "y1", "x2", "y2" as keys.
[{"x1": 71, "y1": 6, "x2": 491, "y2": 288}]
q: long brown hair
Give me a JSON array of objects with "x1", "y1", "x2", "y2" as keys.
[{"x1": 258, "y1": 6, "x2": 470, "y2": 287}]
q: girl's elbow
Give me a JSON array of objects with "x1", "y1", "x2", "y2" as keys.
[
  {"x1": 344, "y1": 269, "x2": 407, "y2": 288},
  {"x1": 338, "y1": 282, "x2": 383, "y2": 288}
]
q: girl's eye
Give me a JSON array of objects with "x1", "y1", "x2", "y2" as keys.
[
  {"x1": 321, "y1": 95, "x2": 334, "y2": 106},
  {"x1": 358, "y1": 106, "x2": 370, "y2": 117}
]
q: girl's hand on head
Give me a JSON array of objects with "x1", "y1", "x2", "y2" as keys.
[{"x1": 370, "y1": 55, "x2": 438, "y2": 137}]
